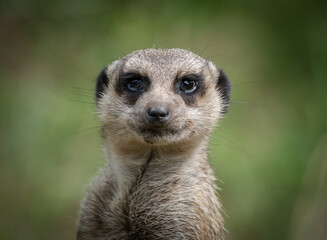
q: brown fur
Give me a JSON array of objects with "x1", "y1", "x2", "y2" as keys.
[{"x1": 77, "y1": 49, "x2": 230, "y2": 240}]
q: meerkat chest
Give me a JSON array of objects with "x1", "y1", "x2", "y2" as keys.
[{"x1": 108, "y1": 162, "x2": 221, "y2": 239}]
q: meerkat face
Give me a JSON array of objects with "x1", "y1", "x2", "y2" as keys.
[{"x1": 96, "y1": 49, "x2": 230, "y2": 145}]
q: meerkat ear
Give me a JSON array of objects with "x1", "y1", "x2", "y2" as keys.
[
  {"x1": 96, "y1": 67, "x2": 109, "y2": 102},
  {"x1": 216, "y1": 69, "x2": 231, "y2": 114}
]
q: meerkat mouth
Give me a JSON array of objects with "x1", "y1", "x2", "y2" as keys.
[
  {"x1": 140, "y1": 127, "x2": 181, "y2": 136},
  {"x1": 130, "y1": 124, "x2": 189, "y2": 144}
]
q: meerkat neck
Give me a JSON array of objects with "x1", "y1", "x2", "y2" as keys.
[{"x1": 103, "y1": 135, "x2": 209, "y2": 195}]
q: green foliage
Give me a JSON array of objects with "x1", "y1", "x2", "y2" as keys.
[{"x1": 1, "y1": 1, "x2": 326, "y2": 239}]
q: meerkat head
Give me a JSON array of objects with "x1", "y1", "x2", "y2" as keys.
[{"x1": 96, "y1": 49, "x2": 230, "y2": 145}]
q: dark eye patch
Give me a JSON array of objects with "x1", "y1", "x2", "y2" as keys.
[
  {"x1": 175, "y1": 74, "x2": 205, "y2": 105},
  {"x1": 116, "y1": 72, "x2": 150, "y2": 105},
  {"x1": 216, "y1": 69, "x2": 231, "y2": 114},
  {"x1": 96, "y1": 67, "x2": 109, "y2": 103}
]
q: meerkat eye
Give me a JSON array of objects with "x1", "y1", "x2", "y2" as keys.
[
  {"x1": 127, "y1": 79, "x2": 144, "y2": 92},
  {"x1": 119, "y1": 73, "x2": 148, "y2": 93},
  {"x1": 180, "y1": 77, "x2": 198, "y2": 93}
]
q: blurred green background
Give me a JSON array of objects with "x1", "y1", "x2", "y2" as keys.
[{"x1": 1, "y1": 0, "x2": 327, "y2": 239}]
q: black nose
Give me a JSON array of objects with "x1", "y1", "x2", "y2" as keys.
[{"x1": 146, "y1": 107, "x2": 170, "y2": 124}]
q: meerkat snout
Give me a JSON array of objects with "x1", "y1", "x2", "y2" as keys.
[{"x1": 146, "y1": 106, "x2": 170, "y2": 124}]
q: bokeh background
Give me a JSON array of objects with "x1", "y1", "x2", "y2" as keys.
[{"x1": 1, "y1": 0, "x2": 327, "y2": 239}]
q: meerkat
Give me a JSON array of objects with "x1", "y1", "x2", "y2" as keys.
[{"x1": 76, "y1": 48, "x2": 231, "y2": 240}]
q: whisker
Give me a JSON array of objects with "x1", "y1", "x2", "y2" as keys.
[
  {"x1": 66, "y1": 91, "x2": 95, "y2": 99},
  {"x1": 66, "y1": 88, "x2": 95, "y2": 95},
  {"x1": 67, "y1": 126, "x2": 103, "y2": 135},
  {"x1": 204, "y1": 53, "x2": 222, "y2": 60},
  {"x1": 230, "y1": 101, "x2": 291, "y2": 112},
  {"x1": 199, "y1": 44, "x2": 211, "y2": 57},
  {"x1": 229, "y1": 101, "x2": 268, "y2": 109},
  {"x1": 63, "y1": 86, "x2": 94, "y2": 93},
  {"x1": 215, "y1": 126, "x2": 231, "y2": 139},
  {"x1": 212, "y1": 132, "x2": 254, "y2": 158},
  {"x1": 196, "y1": 127, "x2": 254, "y2": 158},
  {"x1": 231, "y1": 80, "x2": 263, "y2": 88},
  {"x1": 61, "y1": 97, "x2": 95, "y2": 105}
]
